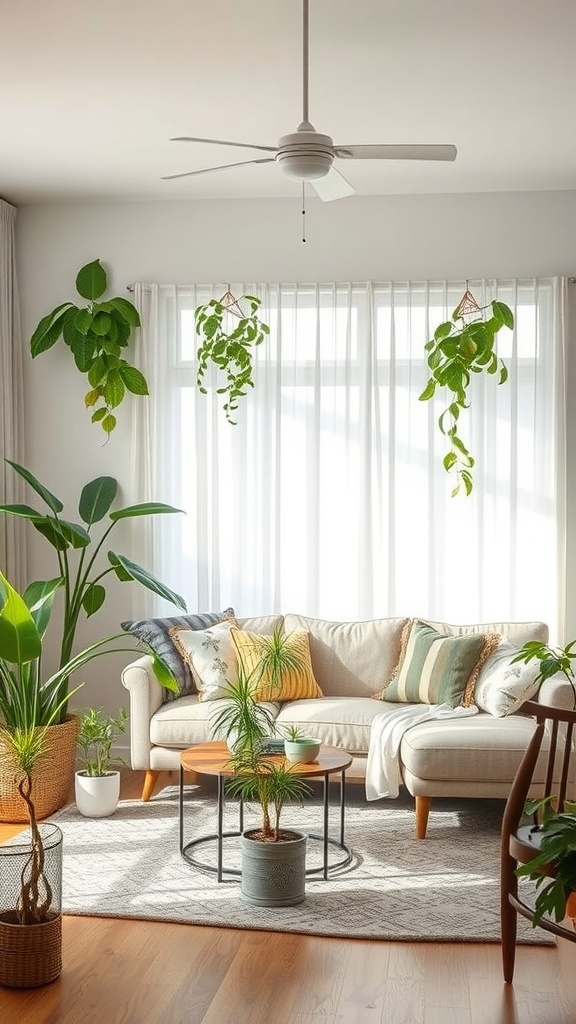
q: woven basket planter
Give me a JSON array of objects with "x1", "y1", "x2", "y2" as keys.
[
  {"x1": 0, "y1": 822, "x2": 63, "y2": 988},
  {"x1": 0, "y1": 913, "x2": 62, "y2": 988},
  {"x1": 0, "y1": 715, "x2": 79, "y2": 822}
]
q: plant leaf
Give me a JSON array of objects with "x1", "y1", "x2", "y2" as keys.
[
  {"x1": 79, "y1": 476, "x2": 118, "y2": 525},
  {"x1": 76, "y1": 259, "x2": 107, "y2": 301},
  {"x1": 118, "y1": 364, "x2": 149, "y2": 396},
  {"x1": 109, "y1": 501, "x2": 184, "y2": 522},
  {"x1": 107, "y1": 552, "x2": 187, "y2": 611},
  {"x1": 82, "y1": 584, "x2": 106, "y2": 617},
  {"x1": 29, "y1": 304, "x2": 73, "y2": 356},
  {"x1": 0, "y1": 571, "x2": 42, "y2": 664},
  {"x1": 5, "y1": 460, "x2": 63, "y2": 514}
]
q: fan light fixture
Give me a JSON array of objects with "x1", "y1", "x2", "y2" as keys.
[{"x1": 162, "y1": 0, "x2": 457, "y2": 202}]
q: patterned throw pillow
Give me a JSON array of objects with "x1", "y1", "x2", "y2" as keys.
[
  {"x1": 230, "y1": 628, "x2": 323, "y2": 702},
  {"x1": 170, "y1": 621, "x2": 239, "y2": 701},
  {"x1": 474, "y1": 638, "x2": 542, "y2": 717},
  {"x1": 378, "y1": 619, "x2": 501, "y2": 708},
  {"x1": 121, "y1": 608, "x2": 235, "y2": 697}
]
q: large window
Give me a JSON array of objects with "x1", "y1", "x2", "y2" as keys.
[{"x1": 133, "y1": 278, "x2": 566, "y2": 640}]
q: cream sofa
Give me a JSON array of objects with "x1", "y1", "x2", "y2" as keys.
[{"x1": 121, "y1": 613, "x2": 574, "y2": 838}]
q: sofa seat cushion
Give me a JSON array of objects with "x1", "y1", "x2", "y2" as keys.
[
  {"x1": 283, "y1": 614, "x2": 408, "y2": 698},
  {"x1": 275, "y1": 697, "x2": 388, "y2": 755},
  {"x1": 399, "y1": 713, "x2": 542, "y2": 784},
  {"x1": 150, "y1": 694, "x2": 281, "y2": 748}
]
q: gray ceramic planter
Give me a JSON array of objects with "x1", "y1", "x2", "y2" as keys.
[{"x1": 240, "y1": 829, "x2": 307, "y2": 907}]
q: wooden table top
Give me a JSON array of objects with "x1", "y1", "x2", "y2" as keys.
[{"x1": 181, "y1": 740, "x2": 352, "y2": 778}]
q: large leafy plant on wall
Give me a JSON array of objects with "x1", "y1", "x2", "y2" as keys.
[
  {"x1": 30, "y1": 259, "x2": 148, "y2": 438},
  {"x1": 194, "y1": 289, "x2": 270, "y2": 424},
  {"x1": 419, "y1": 287, "x2": 514, "y2": 496}
]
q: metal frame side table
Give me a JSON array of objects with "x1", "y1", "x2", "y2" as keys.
[{"x1": 179, "y1": 741, "x2": 353, "y2": 882}]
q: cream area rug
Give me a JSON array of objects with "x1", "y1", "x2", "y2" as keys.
[{"x1": 53, "y1": 781, "x2": 552, "y2": 944}]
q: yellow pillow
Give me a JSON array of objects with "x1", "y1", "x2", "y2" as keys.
[{"x1": 230, "y1": 628, "x2": 323, "y2": 702}]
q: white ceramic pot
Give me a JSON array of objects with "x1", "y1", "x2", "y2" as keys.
[
  {"x1": 74, "y1": 771, "x2": 121, "y2": 818},
  {"x1": 284, "y1": 738, "x2": 320, "y2": 764}
]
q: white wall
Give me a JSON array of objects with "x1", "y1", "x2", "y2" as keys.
[{"x1": 14, "y1": 190, "x2": 576, "y2": 718}]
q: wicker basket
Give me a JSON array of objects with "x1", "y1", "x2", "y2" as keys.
[
  {"x1": 0, "y1": 715, "x2": 79, "y2": 822},
  {"x1": 0, "y1": 913, "x2": 62, "y2": 988}
]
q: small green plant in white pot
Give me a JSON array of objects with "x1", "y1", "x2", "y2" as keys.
[
  {"x1": 283, "y1": 725, "x2": 321, "y2": 765},
  {"x1": 74, "y1": 707, "x2": 128, "y2": 818}
]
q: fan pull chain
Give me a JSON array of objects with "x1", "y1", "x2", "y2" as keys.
[{"x1": 301, "y1": 180, "x2": 306, "y2": 243}]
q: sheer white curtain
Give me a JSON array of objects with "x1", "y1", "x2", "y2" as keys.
[
  {"x1": 132, "y1": 278, "x2": 567, "y2": 641},
  {"x1": 0, "y1": 198, "x2": 26, "y2": 588}
]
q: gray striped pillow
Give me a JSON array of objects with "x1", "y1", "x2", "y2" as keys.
[
  {"x1": 121, "y1": 608, "x2": 235, "y2": 698},
  {"x1": 381, "y1": 619, "x2": 501, "y2": 708}
]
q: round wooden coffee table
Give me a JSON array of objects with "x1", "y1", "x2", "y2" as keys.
[{"x1": 179, "y1": 741, "x2": 353, "y2": 882}]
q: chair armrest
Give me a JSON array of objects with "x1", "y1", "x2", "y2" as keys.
[
  {"x1": 536, "y1": 673, "x2": 576, "y2": 712},
  {"x1": 121, "y1": 655, "x2": 164, "y2": 769}
]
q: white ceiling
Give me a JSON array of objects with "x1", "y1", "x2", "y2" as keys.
[{"x1": 2, "y1": 0, "x2": 576, "y2": 205}]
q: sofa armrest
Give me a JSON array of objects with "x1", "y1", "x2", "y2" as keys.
[
  {"x1": 121, "y1": 655, "x2": 164, "y2": 770},
  {"x1": 536, "y1": 673, "x2": 576, "y2": 712}
]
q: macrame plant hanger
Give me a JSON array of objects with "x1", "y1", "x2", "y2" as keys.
[
  {"x1": 453, "y1": 280, "x2": 482, "y2": 319},
  {"x1": 217, "y1": 286, "x2": 245, "y2": 319}
]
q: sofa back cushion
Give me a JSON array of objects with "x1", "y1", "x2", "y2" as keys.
[
  {"x1": 283, "y1": 613, "x2": 409, "y2": 697},
  {"x1": 424, "y1": 618, "x2": 548, "y2": 648}
]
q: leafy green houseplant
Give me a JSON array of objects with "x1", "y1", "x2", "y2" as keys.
[
  {"x1": 74, "y1": 706, "x2": 128, "y2": 817},
  {"x1": 516, "y1": 795, "x2": 576, "y2": 925},
  {"x1": 419, "y1": 292, "x2": 514, "y2": 496},
  {"x1": 0, "y1": 459, "x2": 184, "y2": 723},
  {"x1": 510, "y1": 640, "x2": 576, "y2": 925},
  {"x1": 30, "y1": 259, "x2": 147, "y2": 437},
  {"x1": 194, "y1": 291, "x2": 270, "y2": 424},
  {"x1": 0, "y1": 569, "x2": 147, "y2": 821},
  {"x1": 75, "y1": 706, "x2": 128, "y2": 777}
]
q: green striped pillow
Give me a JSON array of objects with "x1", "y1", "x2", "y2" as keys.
[{"x1": 381, "y1": 620, "x2": 501, "y2": 708}]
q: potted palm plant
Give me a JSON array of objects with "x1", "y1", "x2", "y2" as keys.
[
  {"x1": 0, "y1": 460, "x2": 183, "y2": 819},
  {"x1": 74, "y1": 706, "x2": 128, "y2": 817},
  {"x1": 210, "y1": 630, "x2": 314, "y2": 906},
  {"x1": 0, "y1": 724, "x2": 64, "y2": 988}
]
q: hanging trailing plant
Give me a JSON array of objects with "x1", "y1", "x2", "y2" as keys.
[
  {"x1": 419, "y1": 288, "x2": 514, "y2": 496},
  {"x1": 30, "y1": 259, "x2": 148, "y2": 438},
  {"x1": 194, "y1": 290, "x2": 270, "y2": 424}
]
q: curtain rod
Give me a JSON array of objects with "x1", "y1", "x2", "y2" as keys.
[{"x1": 128, "y1": 278, "x2": 576, "y2": 291}]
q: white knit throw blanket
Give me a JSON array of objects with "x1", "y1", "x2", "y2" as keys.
[{"x1": 365, "y1": 703, "x2": 479, "y2": 801}]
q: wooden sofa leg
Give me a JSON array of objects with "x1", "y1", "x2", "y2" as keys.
[
  {"x1": 142, "y1": 770, "x2": 160, "y2": 802},
  {"x1": 415, "y1": 795, "x2": 431, "y2": 839}
]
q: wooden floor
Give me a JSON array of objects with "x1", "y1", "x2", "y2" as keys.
[{"x1": 1, "y1": 771, "x2": 576, "y2": 1024}]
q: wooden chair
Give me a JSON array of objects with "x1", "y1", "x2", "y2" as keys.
[{"x1": 500, "y1": 700, "x2": 576, "y2": 983}]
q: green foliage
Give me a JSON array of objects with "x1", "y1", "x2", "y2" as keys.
[
  {"x1": 511, "y1": 641, "x2": 576, "y2": 706},
  {"x1": 516, "y1": 799, "x2": 576, "y2": 924},
  {"x1": 30, "y1": 259, "x2": 147, "y2": 438},
  {"x1": 0, "y1": 570, "x2": 131, "y2": 730},
  {"x1": 225, "y1": 755, "x2": 312, "y2": 841},
  {"x1": 75, "y1": 706, "x2": 128, "y2": 777},
  {"x1": 0, "y1": 460, "x2": 185, "y2": 721},
  {"x1": 194, "y1": 294, "x2": 270, "y2": 424},
  {"x1": 419, "y1": 298, "x2": 514, "y2": 496}
]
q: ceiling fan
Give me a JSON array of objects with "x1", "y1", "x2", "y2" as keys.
[{"x1": 162, "y1": 0, "x2": 457, "y2": 202}]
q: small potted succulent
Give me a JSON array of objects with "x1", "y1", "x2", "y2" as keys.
[
  {"x1": 74, "y1": 707, "x2": 129, "y2": 817},
  {"x1": 282, "y1": 724, "x2": 321, "y2": 765}
]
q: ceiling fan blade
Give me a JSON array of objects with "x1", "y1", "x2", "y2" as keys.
[
  {"x1": 310, "y1": 166, "x2": 356, "y2": 203},
  {"x1": 334, "y1": 144, "x2": 457, "y2": 162},
  {"x1": 171, "y1": 136, "x2": 277, "y2": 154},
  {"x1": 161, "y1": 158, "x2": 274, "y2": 181}
]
